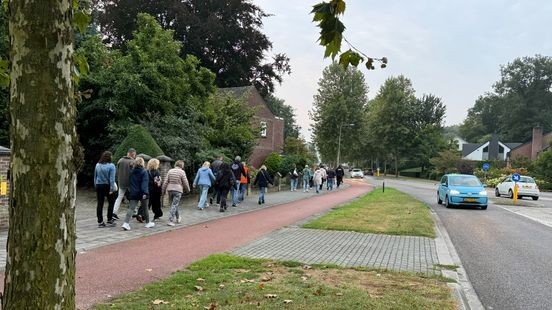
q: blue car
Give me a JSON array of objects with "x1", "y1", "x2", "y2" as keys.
[{"x1": 437, "y1": 174, "x2": 488, "y2": 210}]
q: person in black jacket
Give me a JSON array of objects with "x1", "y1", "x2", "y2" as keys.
[
  {"x1": 215, "y1": 162, "x2": 236, "y2": 212},
  {"x1": 335, "y1": 165, "x2": 345, "y2": 188},
  {"x1": 147, "y1": 158, "x2": 163, "y2": 220},
  {"x1": 230, "y1": 156, "x2": 247, "y2": 207},
  {"x1": 253, "y1": 165, "x2": 273, "y2": 205},
  {"x1": 327, "y1": 168, "x2": 336, "y2": 191},
  {"x1": 122, "y1": 157, "x2": 155, "y2": 230}
]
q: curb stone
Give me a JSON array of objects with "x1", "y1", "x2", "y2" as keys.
[{"x1": 431, "y1": 208, "x2": 484, "y2": 310}]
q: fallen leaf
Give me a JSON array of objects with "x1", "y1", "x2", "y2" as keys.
[
  {"x1": 261, "y1": 276, "x2": 271, "y2": 282},
  {"x1": 300, "y1": 276, "x2": 308, "y2": 281},
  {"x1": 240, "y1": 279, "x2": 255, "y2": 283},
  {"x1": 218, "y1": 284, "x2": 225, "y2": 289},
  {"x1": 264, "y1": 294, "x2": 278, "y2": 299},
  {"x1": 145, "y1": 269, "x2": 153, "y2": 272},
  {"x1": 336, "y1": 293, "x2": 343, "y2": 296},
  {"x1": 196, "y1": 278, "x2": 205, "y2": 282},
  {"x1": 303, "y1": 265, "x2": 312, "y2": 270},
  {"x1": 204, "y1": 303, "x2": 217, "y2": 310},
  {"x1": 313, "y1": 288, "x2": 322, "y2": 296},
  {"x1": 152, "y1": 299, "x2": 169, "y2": 305},
  {"x1": 194, "y1": 286, "x2": 204, "y2": 292},
  {"x1": 376, "y1": 273, "x2": 381, "y2": 277},
  {"x1": 258, "y1": 283, "x2": 265, "y2": 290},
  {"x1": 283, "y1": 300, "x2": 293, "y2": 304}
]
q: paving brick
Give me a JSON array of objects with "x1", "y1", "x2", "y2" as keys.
[{"x1": 232, "y1": 227, "x2": 440, "y2": 275}]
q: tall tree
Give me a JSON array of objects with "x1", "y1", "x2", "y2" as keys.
[
  {"x1": 411, "y1": 94, "x2": 446, "y2": 171},
  {"x1": 460, "y1": 55, "x2": 552, "y2": 142},
  {"x1": 264, "y1": 94, "x2": 300, "y2": 139},
  {"x1": 310, "y1": 63, "x2": 368, "y2": 164},
  {"x1": 4, "y1": 0, "x2": 78, "y2": 308},
  {"x1": 0, "y1": 8, "x2": 8, "y2": 146},
  {"x1": 95, "y1": 0, "x2": 291, "y2": 96},
  {"x1": 366, "y1": 76, "x2": 417, "y2": 177},
  {"x1": 76, "y1": 14, "x2": 216, "y2": 184}
]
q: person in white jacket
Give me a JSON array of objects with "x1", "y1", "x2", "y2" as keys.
[
  {"x1": 313, "y1": 167, "x2": 324, "y2": 194},
  {"x1": 319, "y1": 165, "x2": 327, "y2": 191}
]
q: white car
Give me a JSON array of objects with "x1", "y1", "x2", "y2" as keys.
[
  {"x1": 495, "y1": 175, "x2": 539, "y2": 200},
  {"x1": 350, "y1": 168, "x2": 364, "y2": 178}
]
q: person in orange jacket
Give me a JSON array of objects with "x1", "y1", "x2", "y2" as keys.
[{"x1": 238, "y1": 161, "x2": 250, "y2": 203}]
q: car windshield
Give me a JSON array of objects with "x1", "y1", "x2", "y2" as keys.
[
  {"x1": 352, "y1": 169, "x2": 361, "y2": 172},
  {"x1": 449, "y1": 176, "x2": 481, "y2": 187},
  {"x1": 519, "y1": 176, "x2": 535, "y2": 183}
]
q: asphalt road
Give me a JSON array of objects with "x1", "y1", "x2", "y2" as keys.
[{"x1": 368, "y1": 177, "x2": 552, "y2": 310}]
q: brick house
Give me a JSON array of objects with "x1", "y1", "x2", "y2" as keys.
[
  {"x1": 220, "y1": 86, "x2": 284, "y2": 168},
  {"x1": 510, "y1": 127, "x2": 552, "y2": 160},
  {"x1": 0, "y1": 146, "x2": 9, "y2": 228}
]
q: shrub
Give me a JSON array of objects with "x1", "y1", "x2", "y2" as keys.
[
  {"x1": 263, "y1": 152, "x2": 282, "y2": 177},
  {"x1": 279, "y1": 154, "x2": 303, "y2": 176},
  {"x1": 114, "y1": 125, "x2": 164, "y2": 161}
]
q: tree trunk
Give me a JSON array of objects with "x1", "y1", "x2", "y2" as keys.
[
  {"x1": 3, "y1": 1, "x2": 77, "y2": 309},
  {"x1": 394, "y1": 156, "x2": 399, "y2": 178}
]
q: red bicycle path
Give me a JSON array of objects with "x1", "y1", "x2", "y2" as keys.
[{"x1": 4, "y1": 180, "x2": 371, "y2": 309}]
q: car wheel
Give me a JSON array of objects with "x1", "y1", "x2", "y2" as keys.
[
  {"x1": 481, "y1": 205, "x2": 488, "y2": 210},
  {"x1": 437, "y1": 193, "x2": 442, "y2": 205},
  {"x1": 508, "y1": 189, "x2": 513, "y2": 199},
  {"x1": 495, "y1": 188, "x2": 500, "y2": 197},
  {"x1": 532, "y1": 196, "x2": 539, "y2": 201},
  {"x1": 445, "y1": 195, "x2": 451, "y2": 208}
]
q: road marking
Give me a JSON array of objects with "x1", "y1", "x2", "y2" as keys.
[{"x1": 494, "y1": 205, "x2": 552, "y2": 229}]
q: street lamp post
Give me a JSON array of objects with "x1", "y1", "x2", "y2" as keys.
[{"x1": 337, "y1": 123, "x2": 354, "y2": 166}]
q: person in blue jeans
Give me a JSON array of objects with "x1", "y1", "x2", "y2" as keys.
[
  {"x1": 289, "y1": 164, "x2": 299, "y2": 191},
  {"x1": 193, "y1": 161, "x2": 216, "y2": 210},
  {"x1": 253, "y1": 165, "x2": 273, "y2": 204},
  {"x1": 230, "y1": 156, "x2": 247, "y2": 207}
]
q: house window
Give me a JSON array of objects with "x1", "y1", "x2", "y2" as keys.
[{"x1": 260, "y1": 121, "x2": 267, "y2": 137}]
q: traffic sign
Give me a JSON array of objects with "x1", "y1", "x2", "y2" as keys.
[
  {"x1": 512, "y1": 173, "x2": 521, "y2": 182},
  {"x1": 482, "y1": 163, "x2": 490, "y2": 171}
]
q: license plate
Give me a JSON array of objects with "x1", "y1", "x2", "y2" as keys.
[
  {"x1": 523, "y1": 185, "x2": 531, "y2": 189},
  {"x1": 464, "y1": 198, "x2": 477, "y2": 202}
]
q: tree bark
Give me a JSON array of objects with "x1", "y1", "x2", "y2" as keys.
[
  {"x1": 394, "y1": 156, "x2": 399, "y2": 178},
  {"x1": 3, "y1": 1, "x2": 77, "y2": 309}
]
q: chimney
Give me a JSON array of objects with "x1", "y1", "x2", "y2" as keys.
[
  {"x1": 531, "y1": 126, "x2": 543, "y2": 160},
  {"x1": 488, "y1": 133, "x2": 499, "y2": 160}
]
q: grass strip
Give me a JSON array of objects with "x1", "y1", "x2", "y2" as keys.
[
  {"x1": 303, "y1": 187, "x2": 435, "y2": 238},
  {"x1": 95, "y1": 254, "x2": 456, "y2": 309}
]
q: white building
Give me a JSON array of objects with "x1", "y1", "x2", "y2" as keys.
[{"x1": 462, "y1": 134, "x2": 521, "y2": 161}]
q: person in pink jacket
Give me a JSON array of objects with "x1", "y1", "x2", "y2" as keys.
[{"x1": 162, "y1": 160, "x2": 190, "y2": 226}]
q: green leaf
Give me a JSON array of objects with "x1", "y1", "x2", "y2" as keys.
[
  {"x1": 0, "y1": 59, "x2": 9, "y2": 88},
  {"x1": 334, "y1": 0, "x2": 346, "y2": 14},
  {"x1": 338, "y1": 50, "x2": 362, "y2": 69},
  {"x1": 73, "y1": 11, "x2": 91, "y2": 34}
]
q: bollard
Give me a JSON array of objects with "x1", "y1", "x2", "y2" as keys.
[
  {"x1": 513, "y1": 183, "x2": 519, "y2": 203},
  {"x1": 383, "y1": 181, "x2": 385, "y2": 193}
]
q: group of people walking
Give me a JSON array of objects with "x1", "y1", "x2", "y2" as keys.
[
  {"x1": 94, "y1": 149, "x2": 275, "y2": 230},
  {"x1": 94, "y1": 148, "x2": 188, "y2": 230},
  {"x1": 292, "y1": 164, "x2": 345, "y2": 194}
]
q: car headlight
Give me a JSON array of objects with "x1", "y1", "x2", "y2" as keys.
[
  {"x1": 479, "y1": 190, "x2": 487, "y2": 196},
  {"x1": 449, "y1": 190, "x2": 460, "y2": 195}
]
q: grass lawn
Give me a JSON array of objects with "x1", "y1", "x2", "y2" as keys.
[
  {"x1": 303, "y1": 188, "x2": 435, "y2": 238},
  {"x1": 95, "y1": 254, "x2": 456, "y2": 309}
]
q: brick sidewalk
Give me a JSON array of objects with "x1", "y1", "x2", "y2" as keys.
[{"x1": 232, "y1": 227, "x2": 439, "y2": 275}]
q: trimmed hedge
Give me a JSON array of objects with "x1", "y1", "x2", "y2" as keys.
[{"x1": 114, "y1": 125, "x2": 164, "y2": 161}]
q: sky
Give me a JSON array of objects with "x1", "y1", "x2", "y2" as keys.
[{"x1": 254, "y1": 0, "x2": 552, "y2": 141}]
